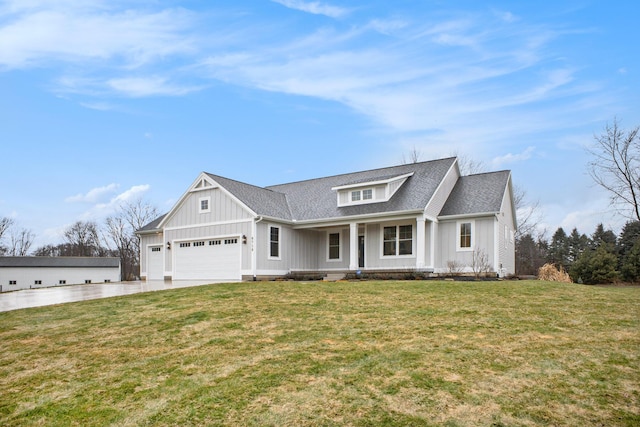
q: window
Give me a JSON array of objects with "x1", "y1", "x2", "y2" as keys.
[
  {"x1": 328, "y1": 232, "x2": 340, "y2": 260},
  {"x1": 59, "y1": 280, "x2": 66, "y2": 285},
  {"x1": 399, "y1": 225, "x2": 412, "y2": 255},
  {"x1": 209, "y1": 240, "x2": 221, "y2": 246},
  {"x1": 383, "y1": 226, "x2": 396, "y2": 256},
  {"x1": 193, "y1": 241, "x2": 205, "y2": 247},
  {"x1": 225, "y1": 238, "x2": 238, "y2": 244},
  {"x1": 9, "y1": 280, "x2": 16, "y2": 285},
  {"x1": 350, "y1": 189, "x2": 372, "y2": 203},
  {"x1": 151, "y1": 247, "x2": 161, "y2": 252},
  {"x1": 179, "y1": 242, "x2": 191, "y2": 248},
  {"x1": 269, "y1": 226, "x2": 280, "y2": 258},
  {"x1": 457, "y1": 221, "x2": 474, "y2": 251},
  {"x1": 34, "y1": 280, "x2": 42, "y2": 285},
  {"x1": 199, "y1": 196, "x2": 211, "y2": 213},
  {"x1": 105, "y1": 280, "x2": 111, "y2": 283},
  {"x1": 383, "y1": 225, "x2": 413, "y2": 256},
  {"x1": 85, "y1": 280, "x2": 92, "y2": 284}
]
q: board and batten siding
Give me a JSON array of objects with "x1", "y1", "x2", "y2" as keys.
[
  {"x1": 425, "y1": 165, "x2": 460, "y2": 219},
  {"x1": 164, "y1": 188, "x2": 253, "y2": 229},
  {"x1": 315, "y1": 228, "x2": 350, "y2": 271},
  {"x1": 496, "y1": 184, "x2": 516, "y2": 275},
  {"x1": 140, "y1": 233, "x2": 163, "y2": 278},
  {"x1": 435, "y1": 217, "x2": 496, "y2": 272},
  {"x1": 256, "y1": 222, "x2": 320, "y2": 274},
  {"x1": 161, "y1": 187, "x2": 254, "y2": 274}
]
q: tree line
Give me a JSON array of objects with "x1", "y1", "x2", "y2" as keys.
[
  {"x1": 0, "y1": 199, "x2": 157, "y2": 281},
  {"x1": 516, "y1": 221, "x2": 640, "y2": 284}
]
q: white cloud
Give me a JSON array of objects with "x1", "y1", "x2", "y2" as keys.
[
  {"x1": 76, "y1": 185, "x2": 151, "y2": 220},
  {"x1": 65, "y1": 183, "x2": 119, "y2": 203},
  {"x1": 106, "y1": 76, "x2": 203, "y2": 97},
  {"x1": 271, "y1": 0, "x2": 349, "y2": 18},
  {"x1": 492, "y1": 147, "x2": 535, "y2": 168},
  {"x1": 0, "y1": 4, "x2": 195, "y2": 69}
]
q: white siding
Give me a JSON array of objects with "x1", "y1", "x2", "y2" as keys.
[
  {"x1": 497, "y1": 183, "x2": 516, "y2": 275},
  {"x1": 436, "y1": 217, "x2": 496, "y2": 273},
  {"x1": 425, "y1": 166, "x2": 460, "y2": 218},
  {"x1": 140, "y1": 233, "x2": 163, "y2": 279},
  {"x1": 1, "y1": 267, "x2": 121, "y2": 291},
  {"x1": 164, "y1": 188, "x2": 252, "y2": 229}
]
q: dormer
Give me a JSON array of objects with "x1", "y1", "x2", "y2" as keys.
[{"x1": 332, "y1": 172, "x2": 414, "y2": 207}]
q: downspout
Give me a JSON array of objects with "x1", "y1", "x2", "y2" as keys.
[{"x1": 252, "y1": 216, "x2": 263, "y2": 281}]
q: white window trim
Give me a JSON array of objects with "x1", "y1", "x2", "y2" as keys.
[
  {"x1": 268, "y1": 225, "x2": 281, "y2": 260},
  {"x1": 326, "y1": 230, "x2": 342, "y2": 262},
  {"x1": 199, "y1": 196, "x2": 211, "y2": 214},
  {"x1": 456, "y1": 220, "x2": 475, "y2": 252},
  {"x1": 380, "y1": 223, "x2": 415, "y2": 258}
]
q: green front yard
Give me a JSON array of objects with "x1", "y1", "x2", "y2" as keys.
[{"x1": 1, "y1": 280, "x2": 638, "y2": 426}]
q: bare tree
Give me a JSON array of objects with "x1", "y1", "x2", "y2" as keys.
[
  {"x1": 513, "y1": 184, "x2": 544, "y2": 240},
  {"x1": 0, "y1": 217, "x2": 14, "y2": 254},
  {"x1": 401, "y1": 146, "x2": 422, "y2": 164},
  {"x1": 452, "y1": 151, "x2": 486, "y2": 176},
  {"x1": 587, "y1": 118, "x2": 640, "y2": 221},
  {"x1": 103, "y1": 199, "x2": 158, "y2": 280},
  {"x1": 64, "y1": 221, "x2": 103, "y2": 256},
  {"x1": 470, "y1": 247, "x2": 492, "y2": 278},
  {"x1": 8, "y1": 228, "x2": 34, "y2": 256}
]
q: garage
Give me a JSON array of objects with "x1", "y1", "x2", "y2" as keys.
[
  {"x1": 147, "y1": 245, "x2": 163, "y2": 280},
  {"x1": 173, "y1": 237, "x2": 241, "y2": 281}
]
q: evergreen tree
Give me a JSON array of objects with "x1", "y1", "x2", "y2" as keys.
[
  {"x1": 621, "y1": 236, "x2": 640, "y2": 282},
  {"x1": 570, "y1": 245, "x2": 619, "y2": 284},
  {"x1": 567, "y1": 228, "x2": 589, "y2": 264},
  {"x1": 547, "y1": 227, "x2": 570, "y2": 269}
]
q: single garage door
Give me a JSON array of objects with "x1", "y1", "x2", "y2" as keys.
[
  {"x1": 147, "y1": 245, "x2": 163, "y2": 280},
  {"x1": 173, "y1": 237, "x2": 241, "y2": 281}
]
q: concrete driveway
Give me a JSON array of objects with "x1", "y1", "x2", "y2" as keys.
[{"x1": 0, "y1": 280, "x2": 224, "y2": 312}]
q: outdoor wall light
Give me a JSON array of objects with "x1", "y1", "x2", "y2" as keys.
[
  {"x1": 242, "y1": 235, "x2": 247, "y2": 244},
  {"x1": 167, "y1": 242, "x2": 171, "y2": 250}
]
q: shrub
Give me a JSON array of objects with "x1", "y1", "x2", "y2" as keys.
[
  {"x1": 538, "y1": 263, "x2": 573, "y2": 283},
  {"x1": 569, "y1": 246, "x2": 619, "y2": 285}
]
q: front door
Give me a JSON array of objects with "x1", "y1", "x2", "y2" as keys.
[{"x1": 358, "y1": 235, "x2": 365, "y2": 268}]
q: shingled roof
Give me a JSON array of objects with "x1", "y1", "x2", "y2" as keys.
[
  {"x1": 265, "y1": 157, "x2": 457, "y2": 221},
  {"x1": 138, "y1": 157, "x2": 514, "y2": 231},
  {"x1": 439, "y1": 170, "x2": 511, "y2": 217}
]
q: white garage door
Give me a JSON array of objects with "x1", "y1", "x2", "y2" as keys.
[
  {"x1": 147, "y1": 246, "x2": 163, "y2": 280},
  {"x1": 174, "y1": 237, "x2": 241, "y2": 281}
]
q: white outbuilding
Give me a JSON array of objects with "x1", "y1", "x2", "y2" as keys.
[{"x1": 0, "y1": 257, "x2": 121, "y2": 292}]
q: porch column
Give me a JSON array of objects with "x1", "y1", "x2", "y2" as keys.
[
  {"x1": 430, "y1": 221, "x2": 437, "y2": 269},
  {"x1": 416, "y1": 218, "x2": 426, "y2": 269},
  {"x1": 349, "y1": 222, "x2": 358, "y2": 270}
]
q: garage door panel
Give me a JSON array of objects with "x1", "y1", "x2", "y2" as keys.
[{"x1": 174, "y1": 238, "x2": 241, "y2": 281}]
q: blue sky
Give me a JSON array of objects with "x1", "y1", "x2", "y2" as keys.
[{"x1": 1, "y1": 0, "x2": 638, "y2": 249}]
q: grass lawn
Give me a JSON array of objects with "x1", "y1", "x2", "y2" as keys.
[{"x1": 0, "y1": 280, "x2": 638, "y2": 426}]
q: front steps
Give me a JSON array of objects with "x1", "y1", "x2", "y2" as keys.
[{"x1": 323, "y1": 273, "x2": 346, "y2": 281}]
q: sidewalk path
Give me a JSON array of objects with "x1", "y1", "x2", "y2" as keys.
[{"x1": 0, "y1": 280, "x2": 221, "y2": 312}]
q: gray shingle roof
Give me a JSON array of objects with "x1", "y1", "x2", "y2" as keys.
[
  {"x1": 439, "y1": 170, "x2": 511, "y2": 217},
  {"x1": 138, "y1": 157, "x2": 512, "y2": 231},
  {"x1": 266, "y1": 158, "x2": 457, "y2": 221},
  {"x1": 0, "y1": 257, "x2": 121, "y2": 268},
  {"x1": 137, "y1": 214, "x2": 166, "y2": 233},
  {"x1": 205, "y1": 173, "x2": 293, "y2": 220}
]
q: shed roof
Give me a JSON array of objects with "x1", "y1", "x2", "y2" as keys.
[{"x1": 0, "y1": 257, "x2": 121, "y2": 268}]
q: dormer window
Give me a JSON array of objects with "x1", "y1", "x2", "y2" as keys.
[{"x1": 332, "y1": 172, "x2": 414, "y2": 207}]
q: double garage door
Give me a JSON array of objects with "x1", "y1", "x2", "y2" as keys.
[{"x1": 173, "y1": 237, "x2": 241, "y2": 281}]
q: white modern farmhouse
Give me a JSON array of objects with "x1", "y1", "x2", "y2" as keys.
[{"x1": 137, "y1": 157, "x2": 516, "y2": 282}]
